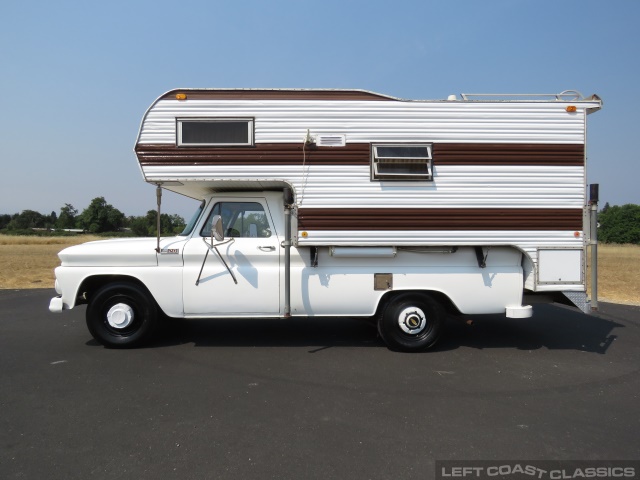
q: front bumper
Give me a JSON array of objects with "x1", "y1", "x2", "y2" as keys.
[{"x1": 49, "y1": 296, "x2": 63, "y2": 313}]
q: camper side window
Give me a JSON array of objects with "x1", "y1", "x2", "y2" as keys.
[
  {"x1": 177, "y1": 118, "x2": 254, "y2": 146},
  {"x1": 371, "y1": 144, "x2": 433, "y2": 181}
]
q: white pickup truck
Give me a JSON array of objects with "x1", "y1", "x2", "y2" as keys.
[
  {"x1": 49, "y1": 190, "x2": 529, "y2": 352},
  {"x1": 50, "y1": 87, "x2": 602, "y2": 351}
]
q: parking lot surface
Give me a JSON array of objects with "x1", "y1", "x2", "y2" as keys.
[{"x1": 1, "y1": 289, "x2": 639, "y2": 479}]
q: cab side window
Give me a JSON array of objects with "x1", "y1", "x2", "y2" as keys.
[{"x1": 200, "y1": 202, "x2": 272, "y2": 238}]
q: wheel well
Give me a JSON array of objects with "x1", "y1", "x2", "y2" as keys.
[
  {"x1": 76, "y1": 275, "x2": 154, "y2": 306},
  {"x1": 375, "y1": 290, "x2": 461, "y2": 319}
]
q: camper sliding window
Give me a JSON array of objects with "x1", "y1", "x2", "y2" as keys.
[
  {"x1": 177, "y1": 118, "x2": 254, "y2": 147},
  {"x1": 371, "y1": 144, "x2": 433, "y2": 181}
]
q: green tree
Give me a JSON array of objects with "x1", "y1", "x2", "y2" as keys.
[
  {"x1": 6, "y1": 210, "x2": 48, "y2": 230},
  {"x1": 56, "y1": 204, "x2": 78, "y2": 229},
  {"x1": 0, "y1": 214, "x2": 12, "y2": 230},
  {"x1": 598, "y1": 204, "x2": 640, "y2": 244},
  {"x1": 127, "y1": 211, "x2": 186, "y2": 236},
  {"x1": 164, "y1": 214, "x2": 186, "y2": 235},
  {"x1": 128, "y1": 215, "x2": 151, "y2": 236},
  {"x1": 77, "y1": 197, "x2": 125, "y2": 233}
]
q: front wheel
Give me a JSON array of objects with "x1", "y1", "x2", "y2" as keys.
[
  {"x1": 86, "y1": 282, "x2": 158, "y2": 348},
  {"x1": 378, "y1": 293, "x2": 445, "y2": 352}
]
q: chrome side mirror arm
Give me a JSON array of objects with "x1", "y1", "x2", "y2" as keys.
[{"x1": 195, "y1": 215, "x2": 238, "y2": 286}]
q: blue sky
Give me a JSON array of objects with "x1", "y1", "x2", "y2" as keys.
[{"x1": 1, "y1": 0, "x2": 638, "y2": 219}]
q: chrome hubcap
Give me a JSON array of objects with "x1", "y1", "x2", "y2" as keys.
[
  {"x1": 398, "y1": 307, "x2": 427, "y2": 335},
  {"x1": 106, "y1": 303, "x2": 135, "y2": 329}
]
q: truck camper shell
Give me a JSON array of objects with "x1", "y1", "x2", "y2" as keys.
[{"x1": 135, "y1": 88, "x2": 602, "y2": 299}]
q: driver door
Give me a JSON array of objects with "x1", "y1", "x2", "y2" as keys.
[{"x1": 182, "y1": 199, "x2": 280, "y2": 315}]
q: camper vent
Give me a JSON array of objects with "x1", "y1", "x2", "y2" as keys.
[{"x1": 316, "y1": 134, "x2": 346, "y2": 147}]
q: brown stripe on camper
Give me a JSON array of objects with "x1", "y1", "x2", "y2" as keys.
[
  {"x1": 136, "y1": 143, "x2": 584, "y2": 166},
  {"x1": 160, "y1": 89, "x2": 396, "y2": 101},
  {"x1": 434, "y1": 143, "x2": 584, "y2": 166},
  {"x1": 297, "y1": 208, "x2": 583, "y2": 231},
  {"x1": 136, "y1": 143, "x2": 371, "y2": 166}
]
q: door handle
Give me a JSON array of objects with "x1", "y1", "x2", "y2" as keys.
[{"x1": 258, "y1": 246, "x2": 276, "y2": 251}]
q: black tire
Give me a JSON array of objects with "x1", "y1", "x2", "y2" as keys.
[
  {"x1": 86, "y1": 282, "x2": 158, "y2": 348},
  {"x1": 378, "y1": 293, "x2": 445, "y2": 352}
]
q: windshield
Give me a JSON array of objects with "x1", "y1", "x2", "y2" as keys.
[{"x1": 179, "y1": 200, "x2": 206, "y2": 236}]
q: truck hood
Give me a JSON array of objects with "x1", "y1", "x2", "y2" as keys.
[{"x1": 58, "y1": 237, "x2": 164, "y2": 267}]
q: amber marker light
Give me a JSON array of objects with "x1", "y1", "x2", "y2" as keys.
[
  {"x1": 301, "y1": 231, "x2": 309, "y2": 238},
  {"x1": 176, "y1": 93, "x2": 187, "y2": 100},
  {"x1": 566, "y1": 105, "x2": 577, "y2": 112}
]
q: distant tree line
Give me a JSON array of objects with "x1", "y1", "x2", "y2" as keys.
[
  {"x1": 598, "y1": 203, "x2": 640, "y2": 245},
  {"x1": 0, "y1": 197, "x2": 186, "y2": 236}
]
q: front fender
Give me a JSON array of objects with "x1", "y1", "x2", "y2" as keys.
[{"x1": 53, "y1": 266, "x2": 184, "y2": 317}]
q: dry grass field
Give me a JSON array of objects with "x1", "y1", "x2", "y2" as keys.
[
  {"x1": 0, "y1": 235, "x2": 101, "y2": 289},
  {"x1": 1, "y1": 234, "x2": 638, "y2": 305},
  {"x1": 588, "y1": 244, "x2": 640, "y2": 305}
]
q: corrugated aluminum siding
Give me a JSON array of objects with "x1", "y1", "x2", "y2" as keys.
[
  {"x1": 138, "y1": 99, "x2": 593, "y2": 145},
  {"x1": 142, "y1": 165, "x2": 585, "y2": 209}
]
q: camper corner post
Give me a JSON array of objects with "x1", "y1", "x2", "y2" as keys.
[
  {"x1": 155, "y1": 183, "x2": 162, "y2": 253},
  {"x1": 283, "y1": 188, "x2": 293, "y2": 318},
  {"x1": 589, "y1": 184, "x2": 599, "y2": 311}
]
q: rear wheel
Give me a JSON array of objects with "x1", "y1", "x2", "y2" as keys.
[
  {"x1": 378, "y1": 293, "x2": 445, "y2": 352},
  {"x1": 86, "y1": 282, "x2": 158, "y2": 348}
]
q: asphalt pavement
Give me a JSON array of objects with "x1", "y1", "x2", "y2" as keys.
[{"x1": 1, "y1": 289, "x2": 639, "y2": 479}]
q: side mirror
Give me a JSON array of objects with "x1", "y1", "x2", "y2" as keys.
[{"x1": 211, "y1": 214, "x2": 224, "y2": 242}]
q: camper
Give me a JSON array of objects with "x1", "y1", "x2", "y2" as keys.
[{"x1": 49, "y1": 88, "x2": 603, "y2": 351}]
